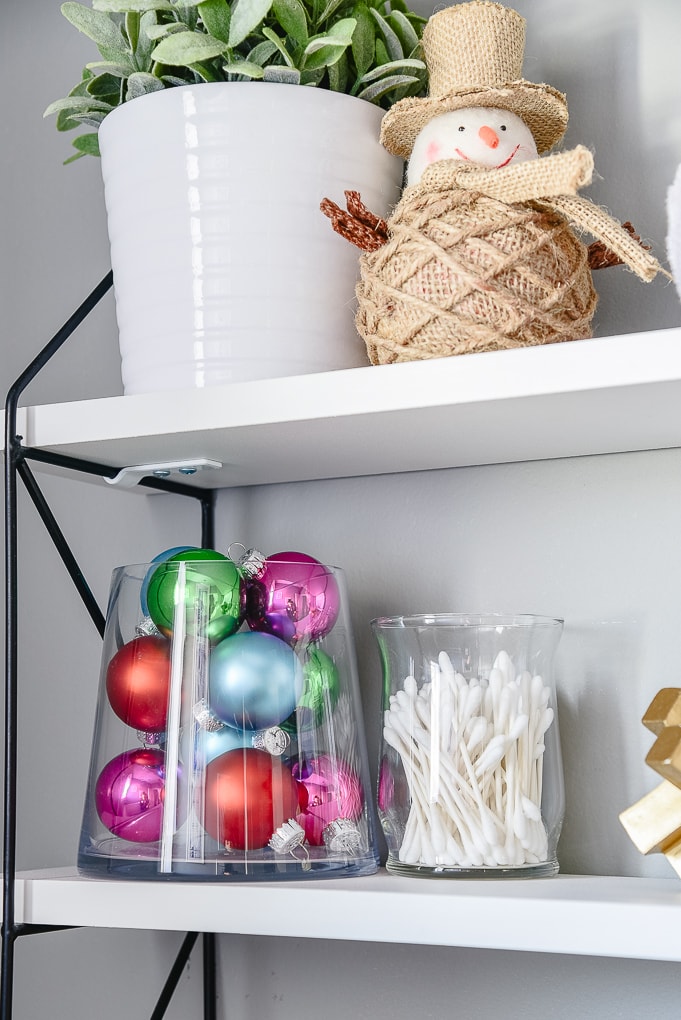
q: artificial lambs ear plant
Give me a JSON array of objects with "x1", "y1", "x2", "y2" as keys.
[{"x1": 45, "y1": 0, "x2": 427, "y2": 162}]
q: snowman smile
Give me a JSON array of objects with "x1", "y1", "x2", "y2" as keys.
[
  {"x1": 495, "y1": 144, "x2": 522, "y2": 167},
  {"x1": 454, "y1": 143, "x2": 522, "y2": 167}
]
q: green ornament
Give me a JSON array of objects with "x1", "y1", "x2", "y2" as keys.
[
  {"x1": 146, "y1": 549, "x2": 243, "y2": 640},
  {"x1": 282, "y1": 646, "x2": 340, "y2": 734}
]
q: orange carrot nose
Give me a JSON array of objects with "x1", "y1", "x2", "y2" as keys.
[{"x1": 478, "y1": 125, "x2": 499, "y2": 149}]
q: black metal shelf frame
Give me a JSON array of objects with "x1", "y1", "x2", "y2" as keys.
[{"x1": 2, "y1": 272, "x2": 219, "y2": 1020}]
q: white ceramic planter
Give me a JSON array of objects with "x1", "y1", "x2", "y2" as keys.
[{"x1": 98, "y1": 84, "x2": 402, "y2": 395}]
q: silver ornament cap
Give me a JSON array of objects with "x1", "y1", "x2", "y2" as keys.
[
  {"x1": 232, "y1": 545, "x2": 267, "y2": 580},
  {"x1": 323, "y1": 818, "x2": 362, "y2": 855},
  {"x1": 193, "y1": 697, "x2": 225, "y2": 732},
  {"x1": 252, "y1": 726, "x2": 290, "y2": 756},
  {"x1": 269, "y1": 818, "x2": 306, "y2": 854},
  {"x1": 135, "y1": 616, "x2": 162, "y2": 637}
]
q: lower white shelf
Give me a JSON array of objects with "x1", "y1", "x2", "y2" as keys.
[{"x1": 13, "y1": 867, "x2": 681, "y2": 962}]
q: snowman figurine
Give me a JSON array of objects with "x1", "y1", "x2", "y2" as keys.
[{"x1": 321, "y1": 1, "x2": 666, "y2": 365}]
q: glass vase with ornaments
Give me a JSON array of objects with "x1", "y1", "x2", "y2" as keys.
[{"x1": 78, "y1": 545, "x2": 378, "y2": 881}]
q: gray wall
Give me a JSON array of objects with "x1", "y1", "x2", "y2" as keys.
[{"x1": 3, "y1": 0, "x2": 681, "y2": 1016}]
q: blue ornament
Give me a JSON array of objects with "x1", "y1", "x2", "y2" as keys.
[
  {"x1": 209, "y1": 631, "x2": 303, "y2": 731},
  {"x1": 181, "y1": 722, "x2": 250, "y2": 769}
]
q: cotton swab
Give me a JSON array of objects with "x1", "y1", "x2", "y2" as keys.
[{"x1": 383, "y1": 650, "x2": 554, "y2": 869}]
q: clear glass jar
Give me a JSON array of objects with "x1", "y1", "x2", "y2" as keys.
[
  {"x1": 372, "y1": 614, "x2": 564, "y2": 878},
  {"x1": 78, "y1": 554, "x2": 379, "y2": 881}
]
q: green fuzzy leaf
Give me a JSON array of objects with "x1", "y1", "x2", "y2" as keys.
[
  {"x1": 351, "y1": 4, "x2": 374, "y2": 78},
  {"x1": 85, "y1": 60, "x2": 131, "y2": 75},
  {"x1": 327, "y1": 48, "x2": 348, "y2": 91},
  {"x1": 356, "y1": 71, "x2": 418, "y2": 102},
  {"x1": 356, "y1": 56, "x2": 423, "y2": 85},
  {"x1": 316, "y1": 0, "x2": 346, "y2": 25},
  {"x1": 369, "y1": 8, "x2": 403, "y2": 61},
  {"x1": 126, "y1": 12, "x2": 140, "y2": 53},
  {"x1": 65, "y1": 109, "x2": 110, "y2": 126},
  {"x1": 71, "y1": 74, "x2": 96, "y2": 94},
  {"x1": 306, "y1": 17, "x2": 355, "y2": 49},
  {"x1": 67, "y1": 132, "x2": 101, "y2": 160},
  {"x1": 61, "y1": 2, "x2": 129, "y2": 60},
  {"x1": 43, "y1": 95, "x2": 113, "y2": 118},
  {"x1": 144, "y1": 23, "x2": 189, "y2": 39},
  {"x1": 86, "y1": 70, "x2": 123, "y2": 94},
  {"x1": 247, "y1": 39, "x2": 278, "y2": 65},
  {"x1": 223, "y1": 59, "x2": 265, "y2": 77},
  {"x1": 92, "y1": 1, "x2": 175, "y2": 10},
  {"x1": 273, "y1": 0, "x2": 308, "y2": 46},
  {"x1": 135, "y1": 11, "x2": 160, "y2": 67},
  {"x1": 228, "y1": 0, "x2": 274, "y2": 47},
  {"x1": 175, "y1": 3, "x2": 202, "y2": 28},
  {"x1": 300, "y1": 65, "x2": 324, "y2": 85},
  {"x1": 374, "y1": 37, "x2": 389, "y2": 65},
  {"x1": 56, "y1": 108, "x2": 79, "y2": 132},
  {"x1": 126, "y1": 70, "x2": 166, "y2": 98},
  {"x1": 262, "y1": 65, "x2": 301, "y2": 83},
  {"x1": 198, "y1": 0, "x2": 231, "y2": 44},
  {"x1": 151, "y1": 29, "x2": 228, "y2": 64},
  {"x1": 190, "y1": 60, "x2": 222, "y2": 80},
  {"x1": 303, "y1": 38, "x2": 348, "y2": 68},
  {"x1": 386, "y1": 9, "x2": 418, "y2": 54},
  {"x1": 161, "y1": 73, "x2": 193, "y2": 84},
  {"x1": 261, "y1": 27, "x2": 295, "y2": 67}
]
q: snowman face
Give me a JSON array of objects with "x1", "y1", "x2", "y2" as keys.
[{"x1": 407, "y1": 107, "x2": 539, "y2": 186}]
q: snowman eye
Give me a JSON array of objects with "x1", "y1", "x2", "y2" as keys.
[
  {"x1": 500, "y1": 124, "x2": 507, "y2": 131},
  {"x1": 458, "y1": 125, "x2": 465, "y2": 132}
]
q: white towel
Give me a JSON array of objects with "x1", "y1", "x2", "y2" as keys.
[{"x1": 666, "y1": 162, "x2": 681, "y2": 301}]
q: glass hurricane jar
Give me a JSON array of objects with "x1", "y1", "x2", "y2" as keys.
[
  {"x1": 372, "y1": 614, "x2": 564, "y2": 878},
  {"x1": 78, "y1": 555, "x2": 379, "y2": 881}
]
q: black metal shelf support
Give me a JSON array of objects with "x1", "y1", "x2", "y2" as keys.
[{"x1": 2, "y1": 272, "x2": 218, "y2": 1019}]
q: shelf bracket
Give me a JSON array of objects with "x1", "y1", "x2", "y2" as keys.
[{"x1": 103, "y1": 458, "x2": 223, "y2": 489}]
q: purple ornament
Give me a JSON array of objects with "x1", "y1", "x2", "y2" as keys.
[
  {"x1": 95, "y1": 747, "x2": 166, "y2": 843},
  {"x1": 246, "y1": 551, "x2": 340, "y2": 644},
  {"x1": 292, "y1": 753, "x2": 364, "y2": 846}
]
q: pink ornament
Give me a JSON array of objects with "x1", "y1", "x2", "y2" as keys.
[
  {"x1": 292, "y1": 754, "x2": 363, "y2": 846},
  {"x1": 246, "y1": 551, "x2": 340, "y2": 644},
  {"x1": 95, "y1": 748, "x2": 166, "y2": 843},
  {"x1": 378, "y1": 756, "x2": 410, "y2": 815}
]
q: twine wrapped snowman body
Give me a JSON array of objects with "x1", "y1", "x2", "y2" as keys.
[
  {"x1": 354, "y1": 146, "x2": 662, "y2": 364},
  {"x1": 323, "y1": 1, "x2": 667, "y2": 366},
  {"x1": 357, "y1": 149, "x2": 599, "y2": 363}
]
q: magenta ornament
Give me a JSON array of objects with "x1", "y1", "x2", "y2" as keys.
[
  {"x1": 246, "y1": 551, "x2": 340, "y2": 644},
  {"x1": 95, "y1": 747, "x2": 166, "y2": 843},
  {"x1": 292, "y1": 753, "x2": 364, "y2": 846}
]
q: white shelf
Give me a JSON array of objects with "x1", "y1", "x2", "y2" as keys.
[
  {"x1": 9, "y1": 326, "x2": 681, "y2": 967},
  {"x1": 14, "y1": 867, "x2": 681, "y2": 961},
  {"x1": 6, "y1": 326, "x2": 681, "y2": 490}
]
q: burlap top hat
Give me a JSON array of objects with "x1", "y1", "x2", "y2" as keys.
[{"x1": 380, "y1": 1, "x2": 569, "y2": 159}]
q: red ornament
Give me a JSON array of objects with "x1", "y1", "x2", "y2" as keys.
[
  {"x1": 203, "y1": 748, "x2": 302, "y2": 851},
  {"x1": 106, "y1": 635, "x2": 171, "y2": 732}
]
